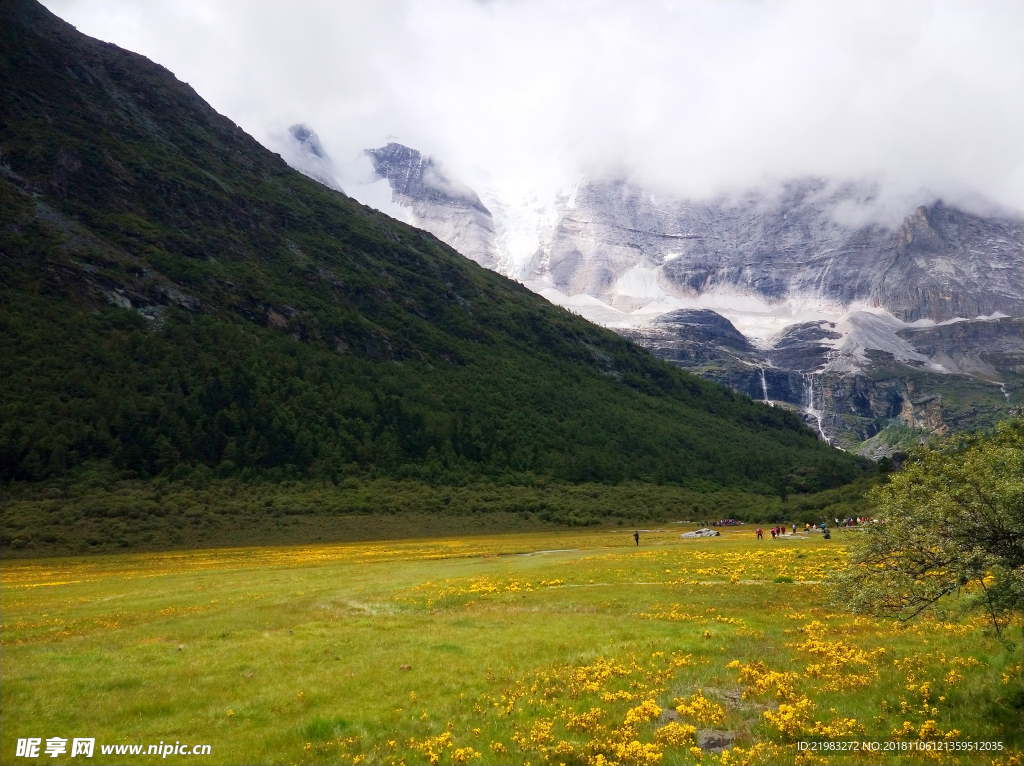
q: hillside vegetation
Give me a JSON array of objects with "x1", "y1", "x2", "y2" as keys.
[{"x1": 1, "y1": 0, "x2": 867, "y2": 555}]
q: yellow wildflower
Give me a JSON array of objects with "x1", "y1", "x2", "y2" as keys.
[{"x1": 655, "y1": 722, "x2": 697, "y2": 746}]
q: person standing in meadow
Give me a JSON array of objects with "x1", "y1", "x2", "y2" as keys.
[
  {"x1": 634, "y1": 531, "x2": 640, "y2": 545},
  {"x1": 757, "y1": 527, "x2": 763, "y2": 540}
]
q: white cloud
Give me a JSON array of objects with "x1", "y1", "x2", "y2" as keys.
[{"x1": 43, "y1": 0, "x2": 1024, "y2": 211}]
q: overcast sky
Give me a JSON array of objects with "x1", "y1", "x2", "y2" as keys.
[{"x1": 43, "y1": 0, "x2": 1024, "y2": 211}]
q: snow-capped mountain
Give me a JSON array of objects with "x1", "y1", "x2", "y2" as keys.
[
  {"x1": 282, "y1": 138, "x2": 1023, "y2": 451},
  {"x1": 527, "y1": 176, "x2": 1022, "y2": 450}
]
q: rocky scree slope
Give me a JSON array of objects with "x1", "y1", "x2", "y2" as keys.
[{"x1": 0, "y1": 0, "x2": 860, "y2": 497}]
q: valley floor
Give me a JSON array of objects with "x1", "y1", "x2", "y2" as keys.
[{"x1": 1, "y1": 528, "x2": 1020, "y2": 765}]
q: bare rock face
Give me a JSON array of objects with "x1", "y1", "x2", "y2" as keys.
[
  {"x1": 626, "y1": 309, "x2": 756, "y2": 367},
  {"x1": 877, "y1": 203, "x2": 1022, "y2": 322},
  {"x1": 365, "y1": 143, "x2": 499, "y2": 270},
  {"x1": 897, "y1": 317, "x2": 1024, "y2": 378},
  {"x1": 533, "y1": 179, "x2": 1022, "y2": 323}
]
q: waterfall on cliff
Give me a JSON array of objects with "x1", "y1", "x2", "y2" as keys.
[{"x1": 803, "y1": 373, "x2": 829, "y2": 443}]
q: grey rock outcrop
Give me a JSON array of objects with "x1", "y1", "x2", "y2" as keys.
[
  {"x1": 681, "y1": 528, "x2": 720, "y2": 538},
  {"x1": 896, "y1": 317, "x2": 1024, "y2": 379},
  {"x1": 697, "y1": 730, "x2": 736, "y2": 752}
]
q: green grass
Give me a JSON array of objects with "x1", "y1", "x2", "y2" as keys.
[{"x1": 2, "y1": 527, "x2": 1019, "y2": 765}]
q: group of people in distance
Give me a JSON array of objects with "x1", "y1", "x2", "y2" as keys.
[
  {"x1": 755, "y1": 524, "x2": 794, "y2": 540},
  {"x1": 839, "y1": 516, "x2": 869, "y2": 526},
  {"x1": 756, "y1": 522, "x2": 832, "y2": 540}
]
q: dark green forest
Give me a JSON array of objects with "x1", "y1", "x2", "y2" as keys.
[
  {"x1": 1, "y1": 0, "x2": 869, "y2": 555},
  {"x1": 1, "y1": 290, "x2": 864, "y2": 491}
]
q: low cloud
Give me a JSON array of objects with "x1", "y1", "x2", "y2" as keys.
[{"x1": 45, "y1": 0, "x2": 1024, "y2": 213}]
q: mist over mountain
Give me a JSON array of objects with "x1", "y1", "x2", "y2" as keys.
[
  {"x1": 337, "y1": 141, "x2": 1023, "y2": 452},
  {"x1": 280, "y1": 123, "x2": 345, "y2": 194},
  {"x1": 41, "y1": 1, "x2": 1024, "y2": 213}
]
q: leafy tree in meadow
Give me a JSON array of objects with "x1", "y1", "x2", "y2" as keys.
[{"x1": 832, "y1": 419, "x2": 1023, "y2": 635}]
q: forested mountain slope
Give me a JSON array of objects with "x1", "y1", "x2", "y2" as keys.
[{"x1": 0, "y1": 0, "x2": 863, "y2": 512}]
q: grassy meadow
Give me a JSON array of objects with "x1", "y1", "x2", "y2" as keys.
[{"x1": 1, "y1": 526, "x2": 1020, "y2": 766}]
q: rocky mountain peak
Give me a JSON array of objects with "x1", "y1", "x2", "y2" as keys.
[
  {"x1": 281, "y1": 123, "x2": 344, "y2": 193},
  {"x1": 363, "y1": 143, "x2": 499, "y2": 270},
  {"x1": 289, "y1": 124, "x2": 327, "y2": 159},
  {"x1": 896, "y1": 203, "x2": 943, "y2": 256},
  {"x1": 365, "y1": 143, "x2": 427, "y2": 196},
  {"x1": 365, "y1": 143, "x2": 490, "y2": 215}
]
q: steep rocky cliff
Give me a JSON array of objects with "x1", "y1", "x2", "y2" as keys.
[
  {"x1": 620, "y1": 312, "x2": 1021, "y2": 451},
  {"x1": 534, "y1": 180, "x2": 1021, "y2": 323}
]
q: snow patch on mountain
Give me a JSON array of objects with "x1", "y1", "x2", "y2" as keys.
[
  {"x1": 612, "y1": 265, "x2": 670, "y2": 301},
  {"x1": 477, "y1": 185, "x2": 560, "y2": 279}
]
